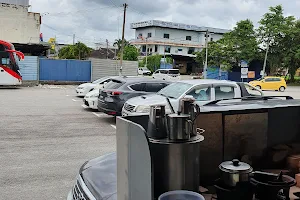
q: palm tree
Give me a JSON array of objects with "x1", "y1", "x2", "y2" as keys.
[{"x1": 114, "y1": 39, "x2": 129, "y2": 51}]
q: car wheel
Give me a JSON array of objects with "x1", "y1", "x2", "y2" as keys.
[
  {"x1": 279, "y1": 86, "x2": 285, "y2": 92},
  {"x1": 255, "y1": 85, "x2": 261, "y2": 90}
]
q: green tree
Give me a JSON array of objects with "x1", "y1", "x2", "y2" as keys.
[
  {"x1": 113, "y1": 39, "x2": 129, "y2": 51},
  {"x1": 58, "y1": 42, "x2": 92, "y2": 60},
  {"x1": 140, "y1": 55, "x2": 173, "y2": 72},
  {"x1": 281, "y1": 20, "x2": 300, "y2": 82},
  {"x1": 123, "y1": 45, "x2": 139, "y2": 61},
  {"x1": 195, "y1": 19, "x2": 258, "y2": 71},
  {"x1": 257, "y1": 5, "x2": 294, "y2": 74}
]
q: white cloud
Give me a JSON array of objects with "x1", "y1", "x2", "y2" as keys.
[{"x1": 30, "y1": 0, "x2": 300, "y2": 46}]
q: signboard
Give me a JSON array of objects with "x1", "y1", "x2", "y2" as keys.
[
  {"x1": 248, "y1": 71, "x2": 255, "y2": 79},
  {"x1": 241, "y1": 68, "x2": 248, "y2": 78},
  {"x1": 240, "y1": 60, "x2": 248, "y2": 68}
]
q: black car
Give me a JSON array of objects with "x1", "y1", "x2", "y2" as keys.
[{"x1": 97, "y1": 77, "x2": 171, "y2": 116}]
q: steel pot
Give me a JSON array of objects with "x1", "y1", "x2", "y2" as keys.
[{"x1": 219, "y1": 159, "x2": 253, "y2": 187}]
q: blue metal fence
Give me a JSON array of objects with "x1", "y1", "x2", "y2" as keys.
[
  {"x1": 39, "y1": 59, "x2": 91, "y2": 81},
  {"x1": 207, "y1": 67, "x2": 228, "y2": 80},
  {"x1": 19, "y1": 56, "x2": 38, "y2": 80}
]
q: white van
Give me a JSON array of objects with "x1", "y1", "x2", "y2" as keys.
[{"x1": 152, "y1": 69, "x2": 180, "y2": 81}]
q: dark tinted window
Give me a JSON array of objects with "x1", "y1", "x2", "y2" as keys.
[
  {"x1": 164, "y1": 34, "x2": 169, "y2": 39},
  {"x1": 265, "y1": 78, "x2": 273, "y2": 82},
  {"x1": 168, "y1": 70, "x2": 180, "y2": 74},
  {"x1": 104, "y1": 80, "x2": 124, "y2": 89},
  {"x1": 145, "y1": 83, "x2": 167, "y2": 92},
  {"x1": 147, "y1": 32, "x2": 152, "y2": 38},
  {"x1": 129, "y1": 83, "x2": 145, "y2": 91},
  {"x1": 274, "y1": 78, "x2": 281, "y2": 81},
  {"x1": 186, "y1": 36, "x2": 191, "y2": 41},
  {"x1": 160, "y1": 70, "x2": 168, "y2": 74}
]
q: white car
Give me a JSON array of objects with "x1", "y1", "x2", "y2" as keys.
[
  {"x1": 152, "y1": 69, "x2": 181, "y2": 81},
  {"x1": 75, "y1": 77, "x2": 116, "y2": 97},
  {"x1": 122, "y1": 80, "x2": 263, "y2": 116},
  {"x1": 83, "y1": 87, "x2": 101, "y2": 110},
  {"x1": 138, "y1": 67, "x2": 151, "y2": 75}
]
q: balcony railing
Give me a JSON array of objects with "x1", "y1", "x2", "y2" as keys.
[{"x1": 130, "y1": 38, "x2": 204, "y2": 48}]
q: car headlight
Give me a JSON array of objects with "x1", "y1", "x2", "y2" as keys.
[{"x1": 135, "y1": 105, "x2": 150, "y2": 113}]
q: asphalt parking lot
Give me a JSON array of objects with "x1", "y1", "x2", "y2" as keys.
[
  {"x1": 0, "y1": 85, "x2": 116, "y2": 200},
  {"x1": 0, "y1": 85, "x2": 300, "y2": 200}
]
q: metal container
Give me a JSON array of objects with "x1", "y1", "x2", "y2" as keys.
[
  {"x1": 147, "y1": 105, "x2": 167, "y2": 139},
  {"x1": 219, "y1": 159, "x2": 253, "y2": 187},
  {"x1": 149, "y1": 135, "x2": 203, "y2": 199},
  {"x1": 168, "y1": 113, "x2": 191, "y2": 140}
]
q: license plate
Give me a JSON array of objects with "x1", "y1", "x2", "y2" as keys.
[{"x1": 105, "y1": 97, "x2": 113, "y2": 102}]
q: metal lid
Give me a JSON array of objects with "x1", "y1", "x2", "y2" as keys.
[{"x1": 219, "y1": 159, "x2": 253, "y2": 173}]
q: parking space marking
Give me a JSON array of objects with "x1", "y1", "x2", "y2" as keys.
[
  {"x1": 81, "y1": 104, "x2": 87, "y2": 108},
  {"x1": 111, "y1": 125, "x2": 116, "y2": 129},
  {"x1": 72, "y1": 99, "x2": 80, "y2": 102},
  {"x1": 92, "y1": 112, "x2": 107, "y2": 118}
]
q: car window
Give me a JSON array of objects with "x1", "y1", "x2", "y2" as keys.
[
  {"x1": 215, "y1": 86, "x2": 235, "y2": 100},
  {"x1": 92, "y1": 77, "x2": 109, "y2": 84},
  {"x1": 160, "y1": 70, "x2": 168, "y2": 74},
  {"x1": 264, "y1": 78, "x2": 273, "y2": 82},
  {"x1": 243, "y1": 83, "x2": 263, "y2": 96},
  {"x1": 274, "y1": 78, "x2": 281, "y2": 82},
  {"x1": 104, "y1": 80, "x2": 124, "y2": 89},
  {"x1": 168, "y1": 70, "x2": 180, "y2": 74},
  {"x1": 187, "y1": 86, "x2": 211, "y2": 101},
  {"x1": 129, "y1": 83, "x2": 145, "y2": 91},
  {"x1": 145, "y1": 83, "x2": 167, "y2": 92},
  {"x1": 154, "y1": 70, "x2": 159, "y2": 74},
  {"x1": 158, "y1": 82, "x2": 192, "y2": 99}
]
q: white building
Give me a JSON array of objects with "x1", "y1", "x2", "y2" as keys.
[
  {"x1": 0, "y1": 0, "x2": 49, "y2": 55},
  {"x1": 130, "y1": 20, "x2": 230, "y2": 74}
]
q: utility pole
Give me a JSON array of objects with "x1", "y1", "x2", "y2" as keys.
[
  {"x1": 163, "y1": 43, "x2": 166, "y2": 68},
  {"x1": 73, "y1": 34, "x2": 75, "y2": 45},
  {"x1": 204, "y1": 29, "x2": 209, "y2": 79},
  {"x1": 145, "y1": 38, "x2": 148, "y2": 68},
  {"x1": 120, "y1": 3, "x2": 128, "y2": 76},
  {"x1": 106, "y1": 39, "x2": 109, "y2": 59},
  {"x1": 262, "y1": 41, "x2": 269, "y2": 78}
]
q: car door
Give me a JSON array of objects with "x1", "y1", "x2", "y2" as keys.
[
  {"x1": 185, "y1": 85, "x2": 212, "y2": 105},
  {"x1": 262, "y1": 78, "x2": 274, "y2": 90},
  {"x1": 153, "y1": 70, "x2": 160, "y2": 79}
]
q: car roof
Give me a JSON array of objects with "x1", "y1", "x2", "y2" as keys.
[
  {"x1": 111, "y1": 76, "x2": 171, "y2": 83},
  {"x1": 178, "y1": 79, "x2": 237, "y2": 86}
]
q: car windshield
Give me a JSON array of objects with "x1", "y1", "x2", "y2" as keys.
[
  {"x1": 92, "y1": 77, "x2": 108, "y2": 84},
  {"x1": 104, "y1": 79, "x2": 124, "y2": 89},
  {"x1": 158, "y1": 82, "x2": 192, "y2": 99},
  {"x1": 168, "y1": 70, "x2": 179, "y2": 74}
]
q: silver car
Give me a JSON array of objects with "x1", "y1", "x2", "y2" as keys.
[{"x1": 122, "y1": 80, "x2": 263, "y2": 116}]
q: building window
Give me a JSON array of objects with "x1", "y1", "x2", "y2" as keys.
[
  {"x1": 165, "y1": 46, "x2": 171, "y2": 53},
  {"x1": 186, "y1": 36, "x2": 191, "y2": 41},
  {"x1": 155, "y1": 45, "x2": 158, "y2": 52},
  {"x1": 147, "y1": 32, "x2": 152, "y2": 38},
  {"x1": 142, "y1": 45, "x2": 146, "y2": 52},
  {"x1": 188, "y1": 47, "x2": 195, "y2": 54},
  {"x1": 210, "y1": 38, "x2": 214, "y2": 42},
  {"x1": 138, "y1": 33, "x2": 143, "y2": 39},
  {"x1": 164, "y1": 34, "x2": 170, "y2": 39}
]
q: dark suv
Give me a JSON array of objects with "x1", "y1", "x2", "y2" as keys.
[{"x1": 97, "y1": 77, "x2": 171, "y2": 116}]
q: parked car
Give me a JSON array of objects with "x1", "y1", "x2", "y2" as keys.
[
  {"x1": 67, "y1": 152, "x2": 116, "y2": 200},
  {"x1": 122, "y1": 80, "x2": 263, "y2": 116},
  {"x1": 98, "y1": 77, "x2": 171, "y2": 116},
  {"x1": 249, "y1": 76, "x2": 287, "y2": 92},
  {"x1": 84, "y1": 89, "x2": 101, "y2": 110},
  {"x1": 76, "y1": 76, "x2": 116, "y2": 97},
  {"x1": 138, "y1": 67, "x2": 151, "y2": 75},
  {"x1": 152, "y1": 69, "x2": 181, "y2": 81}
]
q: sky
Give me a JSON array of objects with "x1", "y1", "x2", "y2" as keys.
[{"x1": 30, "y1": 0, "x2": 300, "y2": 47}]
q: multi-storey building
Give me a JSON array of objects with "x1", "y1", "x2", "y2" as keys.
[{"x1": 130, "y1": 20, "x2": 230, "y2": 74}]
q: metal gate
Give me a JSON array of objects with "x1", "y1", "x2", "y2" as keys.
[{"x1": 90, "y1": 58, "x2": 138, "y2": 81}]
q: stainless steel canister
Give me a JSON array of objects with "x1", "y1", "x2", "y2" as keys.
[
  {"x1": 167, "y1": 113, "x2": 191, "y2": 140},
  {"x1": 147, "y1": 105, "x2": 167, "y2": 139}
]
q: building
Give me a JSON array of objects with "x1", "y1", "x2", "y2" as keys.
[
  {"x1": 130, "y1": 20, "x2": 230, "y2": 74},
  {"x1": 0, "y1": 0, "x2": 49, "y2": 55}
]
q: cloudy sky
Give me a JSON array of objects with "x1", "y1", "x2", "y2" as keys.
[{"x1": 30, "y1": 0, "x2": 300, "y2": 47}]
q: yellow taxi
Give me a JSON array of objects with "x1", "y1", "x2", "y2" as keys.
[{"x1": 249, "y1": 76, "x2": 287, "y2": 92}]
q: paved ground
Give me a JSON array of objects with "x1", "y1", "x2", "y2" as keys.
[
  {"x1": 0, "y1": 85, "x2": 116, "y2": 200},
  {"x1": 264, "y1": 86, "x2": 300, "y2": 99},
  {"x1": 0, "y1": 85, "x2": 299, "y2": 200}
]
